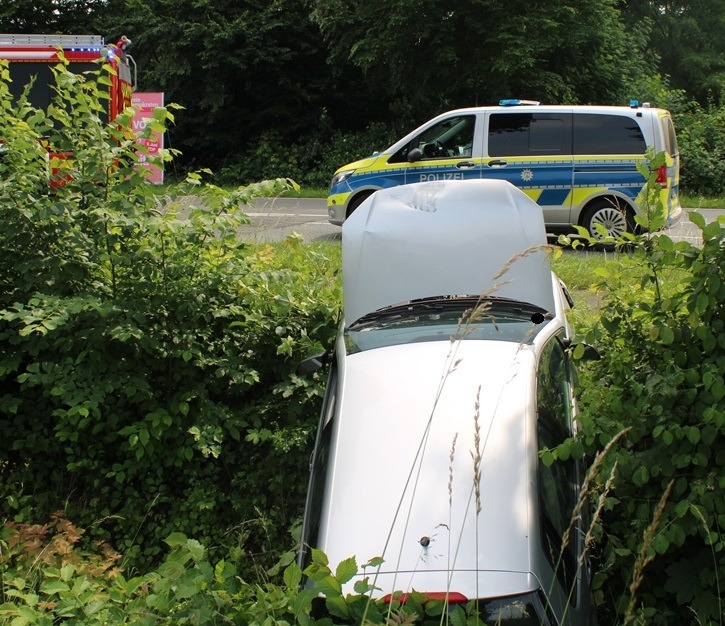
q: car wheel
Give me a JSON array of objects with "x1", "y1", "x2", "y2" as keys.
[
  {"x1": 346, "y1": 191, "x2": 374, "y2": 219},
  {"x1": 581, "y1": 199, "x2": 633, "y2": 240}
]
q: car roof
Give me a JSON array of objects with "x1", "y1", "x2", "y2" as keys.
[
  {"x1": 341, "y1": 179, "x2": 555, "y2": 326},
  {"x1": 318, "y1": 339, "x2": 541, "y2": 598}
]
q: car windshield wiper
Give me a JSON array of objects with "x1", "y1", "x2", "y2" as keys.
[{"x1": 348, "y1": 295, "x2": 549, "y2": 330}]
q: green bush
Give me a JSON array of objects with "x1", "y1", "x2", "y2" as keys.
[
  {"x1": 0, "y1": 517, "x2": 482, "y2": 625},
  {"x1": 628, "y1": 74, "x2": 725, "y2": 196},
  {"x1": 675, "y1": 101, "x2": 725, "y2": 196},
  {"x1": 0, "y1": 60, "x2": 341, "y2": 572},
  {"x1": 561, "y1": 186, "x2": 724, "y2": 622}
]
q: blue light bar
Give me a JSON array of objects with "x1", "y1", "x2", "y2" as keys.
[{"x1": 499, "y1": 99, "x2": 540, "y2": 106}]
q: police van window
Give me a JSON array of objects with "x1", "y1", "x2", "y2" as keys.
[
  {"x1": 488, "y1": 113, "x2": 571, "y2": 157},
  {"x1": 536, "y1": 338, "x2": 578, "y2": 598},
  {"x1": 573, "y1": 114, "x2": 646, "y2": 155},
  {"x1": 391, "y1": 115, "x2": 475, "y2": 162}
]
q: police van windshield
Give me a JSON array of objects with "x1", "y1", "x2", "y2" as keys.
[{"x1": 345, "y1": 295, "x2": 549, "y2": 354}]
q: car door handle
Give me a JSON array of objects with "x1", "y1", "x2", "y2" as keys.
[
  {"x1": 487, "y1": 160, "x2": 507, "y2": 168},
  {"x1": 455, "y1": 161, "x2": 476, "y2": 169}
]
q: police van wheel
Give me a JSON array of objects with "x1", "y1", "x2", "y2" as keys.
[
  {"x1": 581, "y1": 199, "x2": 633, "y2": 240},
  {"x1": 346, "y1": 191, "x2": 374, "y2": 219}
]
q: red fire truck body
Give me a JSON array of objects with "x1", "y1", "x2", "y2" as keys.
[
  {"x1": 0, "y1": 34, "x2": 137, "y2": 184},
  {"x1": 0, "y1": 33, "x2": 136, "y2": 122}
]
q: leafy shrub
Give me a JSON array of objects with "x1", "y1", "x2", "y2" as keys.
[
  {"x1": 675, "y1": 101, "x2": 725, "y2": 196},
  {"x1": 629, "y1": 74, "x2": 725, "y2": 196},
  {"x1": 559, "y1": 163, "x2": 724, "y2": 623},
  {"x1": 0, "y1": 60, "x2": 341, "y2": 572},
  {"x1": 0, "y1": 518, "x2": 482, "y2": 625}
]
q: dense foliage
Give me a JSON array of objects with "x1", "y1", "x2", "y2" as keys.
[
  {"x1": 1, "y1": 0, "x2": 723, "y2": 193},
  {"x1": 1, "y1": 517, "x2": 484, "y2": 625},
  {"x1": 0, "y1": 52, "x2": 723, "y2": 625},
  {"x1": 0, "y1": 61, "x2": 341, "y2": 571},
  {"x1": 554, "y1": 168, "x2": 725, "y2": 624}
]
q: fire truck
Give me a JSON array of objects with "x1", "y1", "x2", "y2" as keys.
[
  {"x1": 0, "y1": 34, "x2": 137, "y2": 184},
  {"x1": 0, "y1": 33, "x2": 137, "y2": 122}
]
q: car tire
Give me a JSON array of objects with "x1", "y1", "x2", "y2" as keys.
[
  {"x1": 346, "y1": 191, "x2": 374, "y2": 219},
  {"x1": 580, "y1": 199, "x2": 634, "y2": 240}
]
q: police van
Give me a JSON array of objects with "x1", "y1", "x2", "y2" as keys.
[{"x1": 327, "y1": 100, "x2": 681, "y2": 238}]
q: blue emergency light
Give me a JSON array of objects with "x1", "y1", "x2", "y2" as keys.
[{"x1": 499, "y1": 99, "x2": 540, "y2": 106}]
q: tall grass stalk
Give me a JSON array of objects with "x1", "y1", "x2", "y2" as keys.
[
  {"x1": 688, "y1": 504, "x2": 723, "y2": 626},
  {"x1": 622, "y1": 480, "x2": 674, "y2": 626},
  {"x1": 551, "y1": 428, "x2": 630, "y2": 624}
]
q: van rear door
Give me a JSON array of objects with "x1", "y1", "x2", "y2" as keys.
[
  {"x1": 482, "y1": 111, "x2": 573, "y2": 228},
  {"x1": 659, "y1": 113, "x2": 681, "y2": 217}
]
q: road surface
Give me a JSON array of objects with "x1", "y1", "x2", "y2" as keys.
[{"x1": 240, "y1": 197, "x2": 723, "y2": 245}]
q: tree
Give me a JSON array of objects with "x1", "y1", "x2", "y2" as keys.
[
  {"x1": 311, "y1": 0, "x2": 651, "y2": 119},
  {"x1": 0, "y1": 0, "x2": 111, "y2": 34},
  {"x1": 96, "y1": 0, "x2": 334, "y2": 167},
  {"x1": 622, "y1": 0, "x2": 725, "y2": 105}
]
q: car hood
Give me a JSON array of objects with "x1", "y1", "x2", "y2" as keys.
[{"x1": 341, "y1": 179, "x2": 554, "y2": 325}]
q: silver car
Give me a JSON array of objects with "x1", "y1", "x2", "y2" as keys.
[{"x1": 300, "y1": 179, "x2": 596, "y2": 625}]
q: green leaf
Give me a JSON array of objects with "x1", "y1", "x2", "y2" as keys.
[
  {"x1": 164, "y1": 532, "x2": 188, "y2": 548},
  {"x1": 283, "y1": 563, "x2": 302, "y2": 590},
  {"x1": 60, "y1": 564, "x2": 75, "y2": 582},
  {"x1": 659, "y1": 325, "x2": 674, "y2": 345},
  {"x1": 314, "y1": 574, "x2": 342, "y2": 597},
  {"x1": 325, "y1": 595, "x2": 350, "y2": 619},
  {"x1": 362, "y1": 556, "x2": 384, "y2": 568},
  {"x1": 652, "y1": 533, "x2": 669, "y2": 555},
  {"x1": 334, "y1": 556, "x2": 357, "y2": 584},
  {"x1": 687, "y1": 211, "x2": 706, "y2": 229},
  {"x1": 40, "y1": 580, "x2": 70, "y2": 595},
  {"x1": 310, "y1": 548, "x2": 329, "y2": 566}
]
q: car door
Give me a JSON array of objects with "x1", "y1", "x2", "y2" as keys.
[
  {"x1": 536, "y1": 335, "x2": 594, "y2": 625},
  {"x1": 483, "y1": 111, "x2": 574, "y2": 228},
  {"x1": 391, "y1": 113, "x2": 482, "y2": 184}
]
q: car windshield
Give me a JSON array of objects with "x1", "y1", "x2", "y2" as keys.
[{"x1": 345, "y1": 295, "x2": 550, "y2": 354}]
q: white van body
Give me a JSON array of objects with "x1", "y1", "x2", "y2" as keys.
[
  {"x1": 327, "y1": 102, "x2": 681, "y2": 238},
  {"x1": 301, "y1": 180, "x2": 595, "y2": 625}
]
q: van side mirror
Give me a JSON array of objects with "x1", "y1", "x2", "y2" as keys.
[
  {"x1": 296, "y1": 352, "x2": 331, "y2": 376},
  {"x1": 408, "y1": 148, "x2": 423, "y2": 163}
]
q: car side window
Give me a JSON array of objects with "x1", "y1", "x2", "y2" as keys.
[
  {"x1": 536, "y1": 338, "x2": 578, "y2": 600},
  {"x1": 298, "y1": 362, "x2": 338, "y2": 571}
]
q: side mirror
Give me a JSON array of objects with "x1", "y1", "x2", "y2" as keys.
[
  {"x1": 408, "y1": 148, "x2": 423, "y2": 163},
  {"x1": 562, "y1": 338, "x2": 601, "y2": 361},
  {"x1": 296, "y1": 352, "x2": 331, "y2": 376}
]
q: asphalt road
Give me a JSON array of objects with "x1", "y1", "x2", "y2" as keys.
[{"x1": 241, "y1": 197, "x2": 724, "y2": 245}]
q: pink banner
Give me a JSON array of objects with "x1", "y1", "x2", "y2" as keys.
[{"x1": 132, "y1": 92, "x2": 165, "y2": 184}]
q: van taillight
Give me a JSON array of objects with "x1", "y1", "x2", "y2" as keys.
[
  {"x1": 655, "y1": 164, "x2": 668, "y2": 186},
  {"x1": 382, "y1": 591, "x2": 468, "y2": 604}
]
